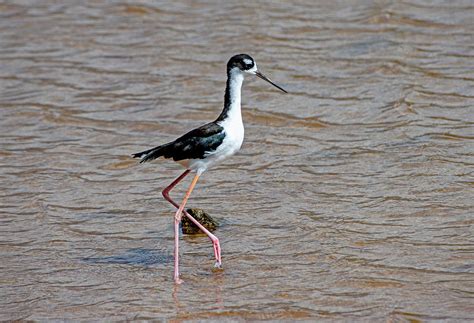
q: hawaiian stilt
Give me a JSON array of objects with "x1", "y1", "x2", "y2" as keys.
[{"x1": 132, "y1": 54, "x2": 287, "y2": 284}]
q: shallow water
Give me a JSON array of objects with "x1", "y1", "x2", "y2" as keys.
[{"x1": 1, "y1": 0, "x2": 473, "y2": 321}]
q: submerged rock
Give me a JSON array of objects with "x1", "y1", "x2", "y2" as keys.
[{"x1": 182, "y1": 208, "x2": 218, "y2": 234}]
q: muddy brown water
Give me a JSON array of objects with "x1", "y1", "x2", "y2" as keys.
[{"x1": 1, "y1": 1, "x2": 473, "y2": 321}]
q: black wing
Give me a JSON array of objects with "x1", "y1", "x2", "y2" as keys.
[{"x1": 132, "y1": 122, "x2": 225, "y2": 163}]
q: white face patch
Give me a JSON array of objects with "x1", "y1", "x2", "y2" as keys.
[{"x1": 243, "y1": 58, "x2": 253, "y2": 65}]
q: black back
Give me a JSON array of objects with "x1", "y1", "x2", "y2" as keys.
[
  {"x1": 166, "y1": 122, "x2": 225, "y2": 161},
  {"x1": 133, "y1": 122, "x2": 225, "y2": 163}
]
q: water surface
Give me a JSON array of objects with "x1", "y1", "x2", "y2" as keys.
[{"x1": 1, "y1": 0, "x2": 473, "y2": 321}]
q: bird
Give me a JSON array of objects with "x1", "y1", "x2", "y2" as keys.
[{"x1": 132, "y1": 54, "x2": 287, "y2": 284}]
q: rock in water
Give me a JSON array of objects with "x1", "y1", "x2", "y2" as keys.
[{"x1": 182, "y1": 208, "x2": 218, "y2": 234}]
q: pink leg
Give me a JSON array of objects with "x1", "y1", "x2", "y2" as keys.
[
  {"x1": 162, "y1": 171, "x2": 222, "y2": 283},
  {"x1": 172, "y1": 173, "x2": 201, "y2": 283}
]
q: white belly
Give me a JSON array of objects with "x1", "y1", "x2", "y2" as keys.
[{"x1": 187, "y1": 121, "x2": 244, "y2": 174}]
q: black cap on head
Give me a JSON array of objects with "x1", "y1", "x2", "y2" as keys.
[{"x1": 227, "y1": 54, "x2": 255, "y2": 72}]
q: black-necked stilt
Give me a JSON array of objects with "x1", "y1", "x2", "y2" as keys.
[{"x1": 133, "y1": 54, "x2": 287, "y2": 284}]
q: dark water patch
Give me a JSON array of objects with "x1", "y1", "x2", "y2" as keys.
[{"x1": 83, "y1": 248, "x2": 172, "y2": 267}]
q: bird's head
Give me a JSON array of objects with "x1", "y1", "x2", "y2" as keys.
[
  {"x1": 227, "y1": 54, "x2": 257, "y2": 73},
  {"x1": 227, "y1": 54, "x2": 288, "y2": 93}
]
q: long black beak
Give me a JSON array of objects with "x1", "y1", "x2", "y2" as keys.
[{"x1": 255, "y1": 71, "x2": 288, "y2": 93}]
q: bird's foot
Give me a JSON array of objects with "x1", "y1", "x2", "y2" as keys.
[
  {"x1": 212, "y1": 261, "x2": 223, "y2": 271},
  {"x1": 174, "y1": 277, "x2": 184, "y2": 284}
]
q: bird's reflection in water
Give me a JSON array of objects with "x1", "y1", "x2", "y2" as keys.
[{"x1": 173, "y1": 270, "x2": 225, "y2": 312}]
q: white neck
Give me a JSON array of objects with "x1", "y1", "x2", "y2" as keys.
[{"x1": 216, "y1": 68, "x2": 244, "y2": 123}]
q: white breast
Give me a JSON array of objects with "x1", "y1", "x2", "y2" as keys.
[
  {"x1": 186, "y1": 113, "x2": 244, "y2": 174},
  {"x1": 217, "y1": 117, "x2": 245, "y2": 157}
]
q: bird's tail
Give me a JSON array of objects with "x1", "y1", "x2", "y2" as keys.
[{"x1": 132, "y1": 143, "x2": 170, "y2": 163}]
